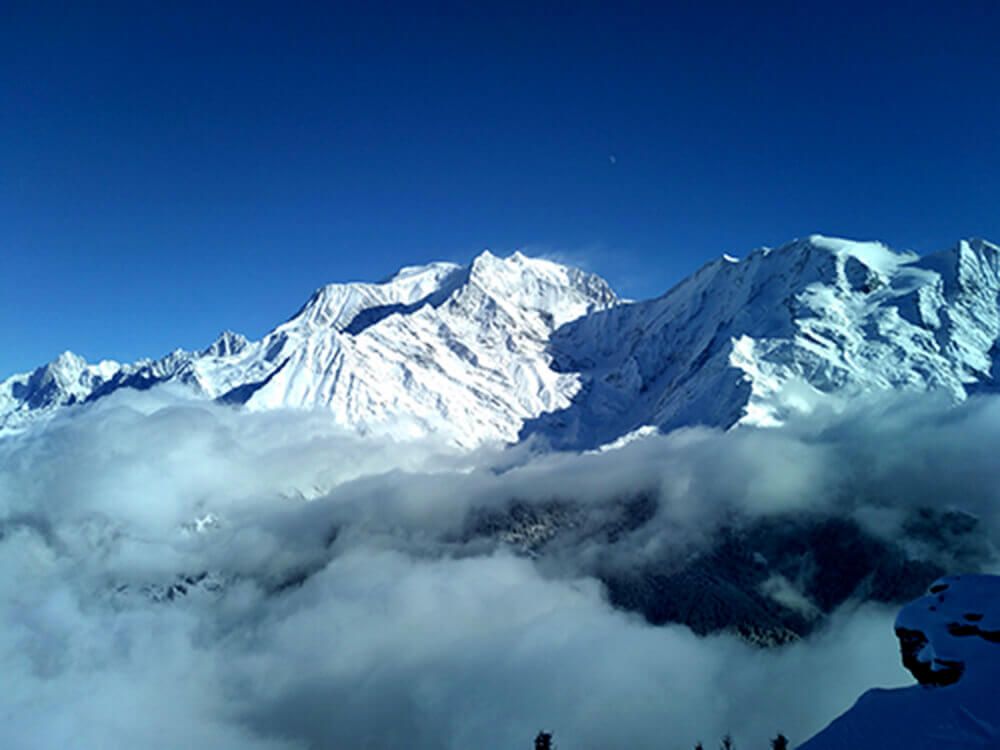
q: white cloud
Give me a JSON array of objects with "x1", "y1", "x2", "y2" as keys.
[{"x1": 0, "y1": 387, "x2": 997, "y2": 748}]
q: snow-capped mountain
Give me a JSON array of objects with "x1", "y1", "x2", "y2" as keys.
[
  {"x1": 0, "y1": 251, "x2": 618, "y2": 445},
  {"x1": 526, "y1": 235, "x2": 1000, "y2": 447},
  {"x1": 5, "y1": 235, "x2": 1000, "y2": 447}
]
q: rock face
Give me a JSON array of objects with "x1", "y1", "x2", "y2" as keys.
[
  {"x1": 800, "y1": 575, "x2": 1000, "y2": 750},
  {"x1": 894, "y1": 574, "x2": 1000, "y2": 688}
]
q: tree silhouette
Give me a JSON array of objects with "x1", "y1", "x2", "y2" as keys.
[
  {"x1": 771, "y1": 734, "x2": 789, "y2": 750},
  {"x1": 720, "y1": 734, "x2": 734, "y2": 750},
  {"x1": 534, "y1": 730, "x2": 553, "y2": 750}
]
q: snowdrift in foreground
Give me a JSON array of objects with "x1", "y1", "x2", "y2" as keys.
[{"x1": 801, "y1": 575, "x2": 1000, "y2": 749}]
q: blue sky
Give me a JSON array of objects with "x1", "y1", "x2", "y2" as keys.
[{"x1": 3, "y1": 2, "x2": 1000, "y2": 374}]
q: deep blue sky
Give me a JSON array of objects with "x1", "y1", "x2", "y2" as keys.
[{"x1": 4, "y1": 2, "x2": 1000, "y2": 374}]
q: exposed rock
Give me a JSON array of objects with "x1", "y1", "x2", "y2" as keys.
[
  {"x1": 894, "y1": 574, "x2": 1000, "y2": 687},
  {"x1": 800, "y1": 574, "x2": 1000, "y2": 749}
]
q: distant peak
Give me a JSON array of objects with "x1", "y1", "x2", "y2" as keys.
[
  {"x1": 287, "y1": 259, "x2": 468, "y2": 333},
  {"x1": 464, "y1": 248, "x2": 618, "y2": 328},
  {"x1": 470, "y1": 249, "x2": 587, "y2": 279},
  {"x1": 468, "y1": 249, "x2": 522, "y2": 277},
  {"x1": 770, "y1": 234, "x2": 886, "y2": 253},
  {"x1": 203, "y1": 330, "x2": 249, "y2": 357},
  {"x1": 386, "y1": 260, "x2": 463, "y2": 284},
  {"x1": 53, "y1": 350, "x2": 85, "y2": 366},
  {"x1": 756, "y1": 235, "x2": 912, "y2": 278},
  {"x1": 957, "y1": 237, "x2": 1000, "y2": 255},
  {"x1": 46, "y1": 350, "x2": 89, "y2": 376},
  {"x1": 470, "y1": 249, "x2": 540, "y2": 268}
]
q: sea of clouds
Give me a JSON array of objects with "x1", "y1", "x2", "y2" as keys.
[{"x1": 3, "y1": 386, "x2": 1000, "y2": 749}]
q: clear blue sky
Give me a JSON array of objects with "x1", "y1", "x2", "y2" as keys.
[{"x1": 3, "y1": 1, "x2": 1000, "y2": 374}]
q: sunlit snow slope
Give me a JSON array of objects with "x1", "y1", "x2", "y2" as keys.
[
  {"x1": 525, "y1": 235, "x2": 1000, "y2": 446},
  {"x1": 5, "y1": 236, "x2": 1000, "y2": 448},
  {"x1": 0, "y1": 251, "x2": 617, "y2": 446}
]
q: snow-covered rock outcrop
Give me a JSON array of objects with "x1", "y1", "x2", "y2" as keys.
[{"x1": 800, "y1": 574, "x2": 1000, "y2": 749}]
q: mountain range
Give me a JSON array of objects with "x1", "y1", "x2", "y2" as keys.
[
  {"x1": 8, "y1": 235, "x2": 1000, "y2": 747},
  {"x1": 6, "y1": 234, "x2": 1000, "y2": 448}
]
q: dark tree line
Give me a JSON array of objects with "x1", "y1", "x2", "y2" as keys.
[
  {"x1": 698, "y1": 732, "x2": 789, "y2": 750},
  {"x1": 534, "y1": 730, "x2": 790, "y2": 749}
]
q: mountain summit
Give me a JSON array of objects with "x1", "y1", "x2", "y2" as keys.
[
  {"x1": 1, "y1": 251, "x2": 618, "y2": 445},
  {"x1": 527, "y1": 234, "x2": 1000, "y2": 446},
  {"x1": 5, "y1": 237, "x2": 1000, "y2": 447}
]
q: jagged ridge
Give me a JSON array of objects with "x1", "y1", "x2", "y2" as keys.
[
  {"x1": 0, "y1": 251, "x2": 618, "y2": 445},
  {"x1": 6, "y1": 236, "x2": 1000, "y2": 448}
]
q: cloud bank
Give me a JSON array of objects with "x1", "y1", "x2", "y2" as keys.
[{"x1": 2, "y1": 388, "x2": 999, "y2": 749}]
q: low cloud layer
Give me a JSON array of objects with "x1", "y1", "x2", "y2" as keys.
[{"x1": 3, "y1": 388, "x2": 999, "y2": 749}]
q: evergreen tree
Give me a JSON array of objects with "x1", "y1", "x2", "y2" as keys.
[
  {"x1": 720, "y1": 734, "x2": 734, "y2": 750},
  {"x1": 694, "y1": 743, "x2": 704, "y2": 750},
  {"x1": 534, "y1": 731, "x2": 553, "y2": 750},
  {"x1": 770, "y1": 734, "x2": 789, "y2": 750}
]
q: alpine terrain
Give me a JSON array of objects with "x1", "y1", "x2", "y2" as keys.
[
  {"x1": 7, "y1": 235, "x2": 1000, "y2": 449},
  {"x1": 5, "y1": 235, "x2": 1000, "y2": 748}
]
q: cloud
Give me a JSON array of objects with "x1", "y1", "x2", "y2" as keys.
[{"x1": 1, "y1": 387, "x2": 998, "y2": 748}]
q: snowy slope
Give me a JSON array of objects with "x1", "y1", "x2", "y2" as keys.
[
  {"x1": 525, "y1": 235, "x2": 1000, "y2": 447},
  {"x1": 6, "y1": 236, "x2": 1000, "y2": 447},
  {"x1": 0, "y1": 251, "x2": 618, "y2": 446},
  {"x1": 799, "y1": 575, "x2": 1000, "y2": 749}
]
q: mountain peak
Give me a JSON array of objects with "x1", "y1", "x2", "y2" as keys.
[
  {"x1": 759, "y1": 234, "x2": 906, "y2": 272},
  {"x1": 527, "y1": 233, "x2": 1000, "y2": 447},
  {"x1": 50, "y1": 350, "x2": 88, "y2": 374},
  {"x1": 202, "y1": 331, "x2": 250, "y2": 358},
  {"x1": 466, "y1": 249, "x2": 618, "y2": 328},
  {"x1": 383, "y1": 260, "x2": 463, "y2": 285},
  {"x1": 288, "y1": 261, "x2": 465, "y2": 333},
  {"x1": 955, "y1": 236, "x2": 1000, "y2": 259},
  {"x1": 7, "y1": 236, "x2": 1000, "y2": 448}
]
